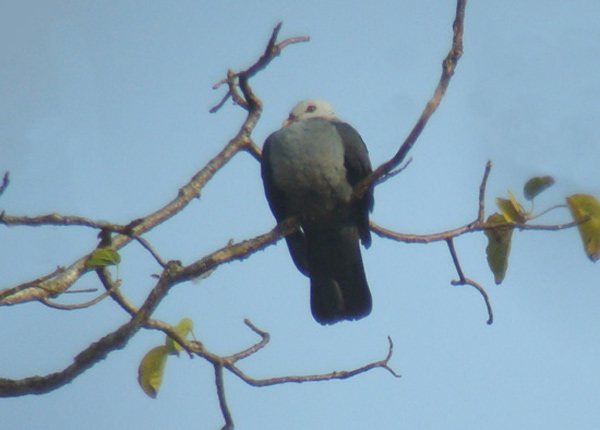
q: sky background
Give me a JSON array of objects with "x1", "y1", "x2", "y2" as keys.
[{"x1": 2, "y1": 1, "x2": 600, "y2": 429}]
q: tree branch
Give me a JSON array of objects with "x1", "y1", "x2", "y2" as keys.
[
  {"x1": 0, "y1": 261, "x2": 182, "y2": 397},
  {"x1": 39, "y1": 279, "x2": 121, "y2": 311},
  {"x1": 353, "y1": 0, "x2": 467, "y2": 200},
  {"x1": 446, "y1": 238, "x2": 493, "y2": 324},
  {"x1": 0, "y1": 30, "x2": 281, "y2": 305},
  {"x1": 176, "y1": 217, "x2": 299, "y2": 283},
  {"x1": 478, "y1": 160, "x2": 492, "y2": 222},
  {"x1": 370, "y1": 159, "x2": 579, "y2": 245},
  {"x1": 0, "y1": 171, "x2": 10, "y2": 197},
  {"x1": 227, "y1": 319, "x2": 271, "y2": 362},
  {"x1": 215, "y1": 364, "x2": 234, "y2": 430},
  {"x1": 225, "y1": 336, "x2": 399, "y2": 387},
  {"x1": 210, "y1": 22, "x2": 309, "y2": 113},
  {"x1": 0, "y1": 212, "x2": 129, "y2": 231}
]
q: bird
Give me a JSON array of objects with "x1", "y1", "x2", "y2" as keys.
[{"x1": 261, "y1": 99, "x2": 374, "y2": 324}]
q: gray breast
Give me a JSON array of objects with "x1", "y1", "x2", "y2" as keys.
[{"x1": 267, "y1": 118, "x2": 351, "y2": 216}]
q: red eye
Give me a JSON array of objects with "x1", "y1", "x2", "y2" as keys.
[{"x1": 305, "y1": 105, "x2": 317, "y2": 113}]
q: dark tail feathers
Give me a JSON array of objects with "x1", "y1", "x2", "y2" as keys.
[{"x1": 305, "y1": 223, "x2": 372, "y2": 324}]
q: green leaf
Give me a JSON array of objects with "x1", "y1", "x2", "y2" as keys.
[
  {"x1": 484, "y1": 213, "x2": 514, "y2": 284},
  {"x1": 85, "y1": 248, "x2": 121, "y2": 268},
  {"x1": 165, "y1": 318, "x2": 194, "y2": 356},
  {"x1": 566, "y1": 194, "x2": 600, "y2": 262},
  {"x1": 524, "y1": 176, "x2": 555, "y2": 200},
  {"x1": 495, "y1": 190, "x2": 527, "y2": 223},
  {"x1": 138, "y1": 346, "x2": 169, "y2": 399}
]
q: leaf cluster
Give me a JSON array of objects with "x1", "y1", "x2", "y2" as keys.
[
  {"x1": 485, "y1": 176, "x2": 600, "y2": 284},
  {"x1": 138, "y1": 318, "x2": 194, "y2": 398}
]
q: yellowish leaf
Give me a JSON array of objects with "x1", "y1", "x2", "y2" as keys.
[
  {"x1": 85, "y1": 248, "x2": 121, "y2": 268},
  {"x1": 138, "y1": 346, "x2": 168, "y2": 399},
  {"x1": 566, "y1": 194, "x2": 600, "y2": 262},
  {"x1": 495, "y1": 191, "x2": 526, "y2": 223},
  {"x1": 165, "y1": 318, "x2": 194, "y2": 356},
  {"x1": 484, "y1": 213, "x2": 514, "y2": 284}
]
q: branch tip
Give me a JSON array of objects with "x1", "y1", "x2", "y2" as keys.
[
  {"x1": 353, "y1": 0, "x2": 467, "y2": 200},
  {"x1": 0, "y1": 171, "x2": 9, "y2": 197}
]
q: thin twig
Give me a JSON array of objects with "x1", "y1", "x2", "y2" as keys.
[
  {"x1": 0, "y1": 262, "x2": 182, "y2": 396},
  {"x1": 446, "y1": 238, "x2": 493, "y2": 324},
  {"x1": 132, "y1": 236, "x2": 167, "y2": 268},
  {"x1": 375, "y1": 158, "x2": 413, "y2": 186},
  {"x1": 529, "y1": 203, "x2": 568, "y2": 221},
  {"x1": 177, "y1": 217, "x2": 299, "y2": 282},
  {"x1": 354, "y1": 0, "x2": 467, "y2": 199},
  {"x1": 0, "y1": 212, "x2": 128, "y2": 231},
  {"x1": 210, "y1": 23, "x2": 309, "y2": 113},
  {"x1": 242, "y1": 138, "x2": 263, "y2": 162},
  {"x1": 227, "y1": 319, "x2": 270, "y2": 362},
  {"x1": 0, "y1": 89, "x2": 264, "y2": 306},
  {"x1": 0, "y1": 267, "x2": 65, "y2": 302},
  {"x1": 215, "y1": 364, "x2": 234, "y2": 430},
  {"x1": 96, "y1": 268, "x2": 138, "y2": 317},
  {"x1": 446, "y1": 238, "x2": 466, "y2": 282},
  {"x1": 478, "y1": 160, "x2": 492, "y2": 222},
  {"x1": 144, "y1": 319, "x2": 196, "y2": 359},
  {"x1": 226, "y1": 69, "x2": 247, "y2": 110},
  {"x1": 226, "y1": 335, "x2": 399, "y2": 387},
  {"x1": 371, "y1": 211, "x2": 582, "y2": 244},
  {"x1": 0, "y1": 172, "x2": 9, "y2": 197},
  {"x1": 39, "y1": 280, "x2": 121, "y2": 310},
  {"x1": 451, "y1": 278, "x2": 494, "y2": 325},
  {"x1": 63, "y1": 288, "x2": 99, "y2": 294}
]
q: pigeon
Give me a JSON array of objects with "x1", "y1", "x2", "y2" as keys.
[{"x1": 261, "y1": 99, "x2": 374, "y2": 324}]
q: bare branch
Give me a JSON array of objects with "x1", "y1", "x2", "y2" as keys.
[
  {"x1": 132, "y1": 236, "x2": 167, "y2": 268},
  {"x1": 375, "y1": 158, "x2": 413, "y2": 186},
  {"x1": 177, "y1": 217, "x2": 299, "y2": 283},
  {"x1": 0, "y1": 171, "x2": 9, "y2": 197},
  {"x1": 39, "y1": 280, "x2": 121, "y2": 310},
  {"x1": 0, "y1": 212, "x2": 128, "y2": 230},
  {"x1": 227, "y1": 319, "x2": 270, "y2": 362},
  {"x1": 210, "y1": 22, "x2": 309, "y2": 113},
  {"x1": 372, "y1": 216, "x2": 582, "y2": 244},
  {"x1": 0, "y1": 99, "x2": 261, "y2": 306},
  {"x1": 215, "y1": 364, "x2": 234, "y2": 430},
  {"x1": 96, "y1": 268, "x2": 138, "y2": 317},
  {"x1": 225, "y1": 336, "x2": 399, "y2": 387},
  {"x1": 244, "y1": 23, "x2": 310, "y2": 81},
  {"x1": 63, "y1": 288, "x2": 100, "y2": 294},
  {"x1": 478, "y1": 160, "x2": 493, "y2": 222},
  {"x1": 354, "y1": 0, "x2": 467, "y2": 199},
  {"x1": 225, "y1": 69, "x2": 247, "y2": 110},
  {"x1": 372, "y1": 162, "x2": 580, "y2": 246},
  {"x1": 446, "y1": 238, "x2": 466, "y2": 282},
  {"x1": 446, "y1": 238, "x2": 493, "y2": 324},
  {"x1": 0, "y1": 267, "x2": 65, "y2": 302},
  {"x1": 451, "y1": 277, "x2": 494, "y2": 325},
  {"x1": 0, "y1": 262, "x2": 182, "y2": 396},
  {"x1": 241, "y1": 138, "x2": 263, "y2": 162},
  {"x1": 143, "y1": 319, "x2": 197, "y2": 359},
  {"x1": 529, "y1": 203, "x2": 568, "y2": 221}
]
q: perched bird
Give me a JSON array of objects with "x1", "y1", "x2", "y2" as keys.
[{"x1": 261, "y1": 99, "x2": 374, "y2": 324}]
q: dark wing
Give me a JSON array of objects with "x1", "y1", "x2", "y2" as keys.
[
  {"x1": 332, "y1": 121, "x2": 374, "y2": 247},
  {"x1": 261, "y1": 135, "x2": 287, "y2": 223},
  {"x1": 261, "y1": 133, "x2": 310, "y2": 275}
]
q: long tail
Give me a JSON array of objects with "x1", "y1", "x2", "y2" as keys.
[{"x1": 304, "y1": 223, "x2": 372, "y2": 324}]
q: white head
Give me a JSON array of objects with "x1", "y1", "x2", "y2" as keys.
[{"x1": 284, "y1": 99, "x2": 337, "y2": 126}]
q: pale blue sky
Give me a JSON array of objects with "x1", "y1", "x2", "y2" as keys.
[{"x1": 2, "y1": 1, "x2": 600, "y2": 429}]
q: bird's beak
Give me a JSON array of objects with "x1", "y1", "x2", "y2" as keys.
[{"x1": 282, "y1": 115, "x2": 294, "y2": 127}]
